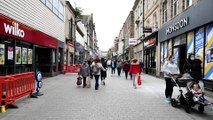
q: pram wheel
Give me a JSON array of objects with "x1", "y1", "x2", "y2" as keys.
[
  {"x1": 198, "y1": 105, "x2": 204, "y2": 113},
  {"x1": 185, "y1": 106, "x2": 190, "y2": 113},
  {"x1": 171, "y1": 98, "x2": 178, "y2": 107}
]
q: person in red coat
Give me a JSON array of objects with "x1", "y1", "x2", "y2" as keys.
[{"x1": 129, "y1": 58, "x2": 141, "y2": 89}]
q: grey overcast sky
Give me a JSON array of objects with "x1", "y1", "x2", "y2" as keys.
[{"x1": 69, "y1": 0, "x2": 134, "y2": 51}]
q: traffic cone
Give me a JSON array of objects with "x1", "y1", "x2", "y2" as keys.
[{"x1": 1, "y1": 105, "x2": 6, "y2": 113}]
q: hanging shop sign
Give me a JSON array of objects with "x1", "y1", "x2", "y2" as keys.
[
  {"x1": 0, "y1": 44, "x2": 5, "y2": 65},
  {"x1": 129, "y1": 38, "x2": 137, "y2": 45},
  {"x1": 15, "y1": 47, "x2": 21, "y2": 64},
  {"x1": 144, "y1": 38, "x2": 156, "y2": 48},
  {"x1": 8, "y1": 46, "x2": 13, "y2": 60},
  {"x1": 166, "y1": 17, "x2": 189, "y2": 35}
]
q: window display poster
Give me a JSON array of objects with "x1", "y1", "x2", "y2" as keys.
[
  {"x1": 28, "y1": 49, "x2": 32, "y2": 64},
  {"x1": 187, "y1": 31, "x2": 195, "y2": 57},
  {"x1": 173, "y1": 48, "x2": 179, "y2": 65},
  {"x1": 204, "y1": 24, "x2": 213, "y2": 79},
  {"x1": 22, "y1": 48, "x2": 27, "y2": 64},
  {"x1": 16, "y1": 47, "x2": 21, "y2": 64},
  {"x1": 195, "y1": 27, "x2": 204, "y2": 62},
  {"x1": 8, "y1": 46, "x2": 13, "y2": 60},
  {"x1": 168, "y1": 39, "x2": 172, "y2": 56},
  {"x1": 0, "y1": 44, "x2": 5, "y2": 65},
  {"x1": 160, "y1": 42, "x2": 164, "y2": 72}
]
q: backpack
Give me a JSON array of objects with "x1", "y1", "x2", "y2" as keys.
[{"x1": 92, "y1": 63, "x2": 100, "y2": 74}]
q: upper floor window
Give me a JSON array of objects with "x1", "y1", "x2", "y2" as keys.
[
  {"x1": 153, "y1": 13, "x2": 158, "y2": 31},
  {"x1": 40, "y1": 0, "x2": 64, "y2": 21},
  {"x1": 184, "y1": 0, "x2": 192, "y2": 9},
  {"x1": 46, "y1": 0, "x2": 53, "y2": 10},
  {"x1": 163, "y1": 0, "x2": 167, "y2": 24},
  {"x1": 140, "y1": 1, "x2": 143, "y2": 16},
  {"x1": 173, "y1": 0, "x2": 178, "y2": 16}
]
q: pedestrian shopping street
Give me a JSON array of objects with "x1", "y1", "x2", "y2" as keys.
[{"x1": 0, "y1": 70, "x2": 213, "y2": 120}]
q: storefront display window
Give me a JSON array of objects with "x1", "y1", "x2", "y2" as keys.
[
  {"x1": 205, "y1": 24, "x2": 213, "y2": 79},
  {"x1": 0, "y1": 44, "x2": 5, "y2": 65},
  {"x1": 15, "y1": 46, "x2": 21, "y2": 64},
  {"x1": 187, "y1": 31, "x2": 195, "y2": 57}
]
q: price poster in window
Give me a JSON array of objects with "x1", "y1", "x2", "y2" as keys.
[
  {"x1": 28, "y1": 49, "x2": 32, "y2": 64},
  {"x1": 16, "y1": 47, "x2": 21, "y2": 64},
  {"x1": 8, "y1": 46, "x2": 13, "y2": 60},
  {"x1": 0, "y1": 44, "x2": 5, "y2": 65},
  {"x1": 22, "y1": 48, "x2": 27, "y2": 64}
]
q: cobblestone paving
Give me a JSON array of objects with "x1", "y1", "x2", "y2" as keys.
[{"x1": 0, "y1": 70, "x2": 213, "y2": 120}]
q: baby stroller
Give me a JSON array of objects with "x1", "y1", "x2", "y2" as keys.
[{"x1": 170, "y1": 74, "x2": 212, "y2": 113}]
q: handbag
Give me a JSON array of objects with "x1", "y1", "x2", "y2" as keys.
[
  {"x1": 76, "y1": 76, "x2": 82, "y2": 85},
  {"x1": 86, "y1": 77, "x2": 91, "y2": 88},
  {"x1": 138, "y1": 75, "x2": 142, "y2": 85}
]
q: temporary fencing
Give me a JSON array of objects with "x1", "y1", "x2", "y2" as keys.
[
  {"x1": 62, "y1": 64, "x2": 81, "y2": 73},
  {"x1": 0, "y1": 72, "x2": 35, "y2": 112}
]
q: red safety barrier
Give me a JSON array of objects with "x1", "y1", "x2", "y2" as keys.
[
  {"x1": 0, "y1": 72, "x2": 35, "y2": 112},
  {"x1": 62, "y1": 64, "x2": 81, "y2": 73}
]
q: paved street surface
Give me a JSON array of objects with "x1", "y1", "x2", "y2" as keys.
[{"x1": 0, "y1": 70, "x2": 213, "y2": 120}]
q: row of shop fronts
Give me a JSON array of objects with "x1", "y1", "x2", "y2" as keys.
[
  {"x1": 142, "y1": 0, "x2": 213, "y2": 91},
  {"x1": 0, "y1": 15, "x2": 64, "y2": 77}
]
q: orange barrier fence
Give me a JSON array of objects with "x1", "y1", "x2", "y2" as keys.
[
  {"x1": 62, "y1": 64, "x2": 81, "y2": 73},
  {"x1": 0, "y1": 72, "x2": 35, "y2": 112}
]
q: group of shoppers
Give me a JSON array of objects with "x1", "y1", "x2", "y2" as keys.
[{"x1": 79, "y1": 57, "x2": 107, "y2": 90}]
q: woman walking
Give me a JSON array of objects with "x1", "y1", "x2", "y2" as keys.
[
  {"x1": 123, "y1": 60, "x2": 130, "y2": 80},
  {"x1": 101, "y1": 58, "x2": 107, "y2": 86},
  {"x1": 91, "y1": 58, "x2": 106, "y2": 90},
  {"x1": 162, "y1": 55, "x2": 180, "y2": 103},
  {"x1": 129, "y1": 58, "x2": 141, "y2": 89},
  {"x1": 79, "y1": 60, "x2": 90, "y2": 88},
  {"x1": 116, "y1": 59, "x2": 122, "y2": 76}
]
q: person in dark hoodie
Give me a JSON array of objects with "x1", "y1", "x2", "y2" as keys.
[
  {"x1": 183, "y1": 53, "x2": 193, "y2": 73},
  {"x1": 101, "y1": 58, "x2": 107, "y2": 85}
]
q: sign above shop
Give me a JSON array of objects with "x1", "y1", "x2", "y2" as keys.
[
  {"x1": 3, "y1": 22, "x2": 25, "y2": 38},
  {"x1": 144, "y1": 38, "x2": 156, "y2": 48},
  {"x1": 129, "y1": 38, "x2": 137, "y2": 45},
  {"x1": 166, "y1": 17, "x2": 189, "y2": 35}
]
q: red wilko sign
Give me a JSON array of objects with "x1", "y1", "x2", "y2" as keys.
[
  {"x1": 0, "y1": 15, "x2": 33, "y2": 43},
  {"x1": 0, "y1": 15, "x2": 58, "y2": 49}
]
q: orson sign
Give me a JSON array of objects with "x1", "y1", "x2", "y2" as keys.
[{"x1": 166, "y1": 17, "x2": 189, "y2": 35}]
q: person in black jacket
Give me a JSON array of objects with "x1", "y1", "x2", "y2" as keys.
[
  {"x1": 101, "y1": 58, "x2": 107, "y2": 85},
  {"x1": 183, "y1": 53, "x2": 193, "y2": 73}
]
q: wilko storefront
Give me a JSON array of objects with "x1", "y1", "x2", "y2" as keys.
[
  {"x1": 158, "y1": 0, "x2": 213, "y2": 91},
  {"x1": 0, "y1": 15, "x2": 63, "y2": 76}
]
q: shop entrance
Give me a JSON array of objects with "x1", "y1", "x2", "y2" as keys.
[
  {"x1": 173, "y1": 44, "x2": 186, "y2": 74},
  {"x1": 35, "y1": 46, "x2": 52, "y2": 76}
]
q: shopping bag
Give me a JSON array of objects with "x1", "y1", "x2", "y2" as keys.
[
  {"x1": 76, "y1": 76, "x2": 82, "y2": 85},
  {"x1": 138, "y1": 75, "x2": 142, "y2": 85},
  {"x1": 86, "y1": 78, "x2": 91, "y2": 88}
]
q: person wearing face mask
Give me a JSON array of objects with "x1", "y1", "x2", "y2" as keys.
[
  {"x1": 162, "y1": 55, "x2": 180, "y2": 103},
  {"x1": 79, "y1": 60, "x2": 90, "y2": 88}
]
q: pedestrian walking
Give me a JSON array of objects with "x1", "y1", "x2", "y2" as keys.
[
  {"x1": 101, "y1": 58, "x2": 107, "y2": 85},
  {"x1": 91, "y1": 57, "x2": 106, "y2": 90},
  {"x1": 123, "y1": 60, "x2": 130, "y2": 80},
  {"x1": 107, "y1": 59, "x2": 111, "y2": 70},
  {"x1": 117, "y1": 59, "x2": 122, "y2": 76},
  {"x1": 129, "y1": 58, "x2": 141, "y2": 89},
  {"x1": 111, "y1": 58, "x2": 116, "y2": 76},
  {"x1": 79, "y1": 60, "x2": 90, "y2": 88},
  {"x1": 162, "y1": 55, "x2": 180, "y2": 103}
]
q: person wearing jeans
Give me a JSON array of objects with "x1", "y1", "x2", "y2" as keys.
[
  {"x1": 129, "y1": 58, "x2": 141, "y2": 89},
  {"x1": 91, "y1": 57, "x2": 106, "y2": 90},
  {"x1": 162, "y1": 55, "x2": 180, "y2": 103}
]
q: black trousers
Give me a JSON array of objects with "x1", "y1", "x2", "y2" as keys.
[
  {"x1": 111, "y1": 68, "x2": 116, "y2": 74},
  {"x1": 117, "y1": 68, "x2": 121, "y2": 76},
  {"x1": 124, "y1": 70, "x2": 128, "y2": 79},
  {"x1": 83, "y1": 77, "x2": 87, "y2": 87},
  {"x1": 165, "y1": 77, "x2": 173, "y2": 98},
  {"x1": 94, "y1": 75, "x2": 100, "y2": 89}
]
